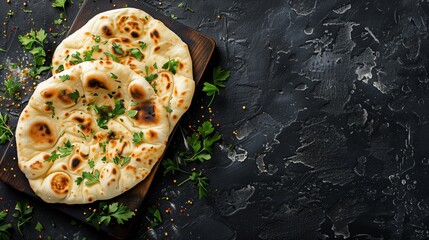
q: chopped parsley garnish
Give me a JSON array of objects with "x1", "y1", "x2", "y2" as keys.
[
  {"x1": 112, "y1": 42, "x2": 124, "y2": 55},
  {"x1": 51, "y1": 0, "x2": 67, "y2": 11},
  {"x1": 56, "y1": 64, "x2": 65, "y2": 73},
  {"x1": 93, "y1": 99, "x2": 126, "y2": 129},
  {"x1": 88, "y1": 159, "x2": 95, "y2": 168},
  {"x1": 45, "y1": 101, "x2": 55, "y2": 118},
  {"x1": 127, "y1": 110, "x2": 137, "y2": 118},
  {"x1": 170, "y1": 14, "x2": 178, "y2": 20},
  {"x1": 92, "y1": 45, "x2": 100, "y2": 51},
  {"x1": 178, "y1": 172, "x2": 208, "y2": 199},
  {"x1": 99, "y1": 141, "x2": 108, "y2": 152},
  {"x1": 67, "y1": 89, "x2": 80, "y2": 103},
  {"x1": 113, "y1": 156, "x2": 131, "y2": 167},
  {"x1": 130, "y1": 48, "x2": 143, "y2": 61},
  {"x1": 0, "y1": 210, "x2": 12, "y2": 238},
  {"x1": 162, "y1": 58, "x2": 179, "y2": 74},
  {"x1": 86, "y1": 202, "x2": 135, "y2": 230},
  {"x1": 59, "y1": 74, "x2": 70, "y2": 82},
  {"x1": 46, "y1": 140, "x2": 74, "y2": 161},
  {"x1": 0, "y1": 113, "x2": 13, "y2": 144},
  {"x1": 139, "y1": 41, "x2": 147, "y2": 49},
  {"x1": 83, "y1": 50, "x2": 95, "y2": 61},
  {"x1": 75, "y1": 170, "x2": 100, "y2": 186},
  {"x1": 35, "y1": 222, "x2": 43, "y2": 232},
  {"x1": 144, "y1": 66, "x2": 158, "y2": 82},
  {"x1": 104, "y1": 52, "x2": 120, "y2": 63},
  {"x1": 202, "y1": 66, "x2": 230, "y2": 106},
  {"x1": 70, "y1": 51, "x2": 83, "y2": 65},
  {"x1": 132, "y1": 132, "x2": 144, "y2": 144},
  {"x1": 166, "y1": 106, "x2": 173, "y2": 113},
  {"x1": 93, "y1": 35, "x2": 101, "y2": 43},
  {"x1": 110, "y1": 72, "x2": 118, "y2": 79}
]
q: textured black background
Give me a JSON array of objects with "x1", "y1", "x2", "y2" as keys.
[{"x1": 1, "y1": 0, "x2": 429, "y2": 239}]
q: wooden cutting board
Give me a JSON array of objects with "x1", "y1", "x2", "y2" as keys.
[{"x1": 0, "y1": 0, "x2": 215, "y2": 238}]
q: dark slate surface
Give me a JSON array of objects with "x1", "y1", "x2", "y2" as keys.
[{"x1": 1, "y1": 0, "x2": 428, "y2": 239}]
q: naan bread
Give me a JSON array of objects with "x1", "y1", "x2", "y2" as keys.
[
  {"x1": 16, "y1": 61, "x2": 169, "y2": 204},
  {"x1": 52, "y1": 8, "x2": 194, "y2": 132}
]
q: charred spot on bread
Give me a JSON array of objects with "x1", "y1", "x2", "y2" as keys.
[
  {"x1": 50, "y1": 173, "x2": 70, "y2": 195},
  {"x1": 29, "y1": 122, "x2": 55, "y2": 144},
  {"x1": 130, "y1": 101, "x2": 158, "y2": 125},
  {"x1": 102, "y1": 25, "x2": 113, "y2": 37}
]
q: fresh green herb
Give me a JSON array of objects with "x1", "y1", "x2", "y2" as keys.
[
  {"x1": 178, "y1": 172, "x2": 208, "y2": 198},
  {"x1": 202, "y1": 66, "x2": 230, "y2": 106},
  {"x1": 139, "y1": 41, "x2": 147, "y2": 49},
  {"x1": 46, "y1": 140, "x2": 74, "y2": 161},
  {"x1": 186, "y1": 7, "x2": 195, "y2": 13},
  {"x1": 70, "y1": 51, "x2": 83, "y2": 65},
  {"x1": 0, "y1": 210, "x2": 12, "y2": 239},
  {"x1": 130, "y1": 48, "x2": 143, "y2": 61},
  {"x1": 92, "y1": 45, "x2": 100, "y2": 51},
  {"x1": 0, "y1": 48, "x2": 6, "y2": 52},
  {"x1": 83, "y1": 50, "x2": 95, "y2": 61},
  {"x1": 113, "y1": 156, "x2": 131, "y2": 167},
  {"x1": 3, "y1": 75, "x2": 21, "y2": 98},
  {"x1": 52, "y1": 0, "x2": 67, "y2": 10},
  {"x1": 170, "y1": 14, "x2": 178, "y2": 20},
  {"x1": 35, "y1": 221, "x2": 43, "y2": 232},
  {"x1": 0, "y1": 113, "x2": 13, "y2": 144},
  {"x1": 88, "y1": 159, "x2": 95, "y2": 168},
  {"x1": 56, "y1": 64, "x2": 65, "y2": 73},
  {"x1": 185, "y1": 121, "x2": 221, "y2": 162},
  {"x1": 162, "y1": 157, "x2": 185, "y2": 176},
  {"x1": 145, "y1": 66, "x2": 158, "y2": 82},
  {"x1": 93, "y1": 35, "x2": 100, "y2": 43},
  {"x1": 59, "y1": 74, "x2": 70, "y2": 82},
  {"x1": 166, "y1": 106, "x2": 173, "y2": 113},
  {"x1": 18, "y1": 28, "x2": 50, "y2": 77},
  {"x1": 76, "y1": 170, "x2": 100, "y2": 186},
  {"x1": 112, "y1": 42, "x2": 124, "y2": 55},
  {"x1": 127, "y1": 110, "x2": 137, "y2": 118},
  {"x1": 93, "y1": 99, "x2": 126, "y2": 129},
  {"x1": 13, "y1": 201, "x2": 33, "y2": 236},
  {"x1": 178, "y1": 2, "x2": 185, "y2": 8},
  {"x1": 101, "y1": 156, "x2": 107, "y2": 163},
  {"x1": 86, "y1": 202, "x2": 135, "y2": 230},
  {"x1": 153, "y1": 62, "x2": 158, "y2": 69},
  {"x1": 99, "y1": 141, "x2": 108, "y2": 152},
  {"x1": 45, "y1": 101, "x2": 55, "y2": 118},
  {"x1": 22, "y1": 9, "x2": 32, "y2": 13},
  {"x1": 51, "y1": 31, "x2": 67, "y2": 37},
  {"x1": 147, "y1": 205, "x2": 162, "y2": 228},
  {"x1": 67, "y1": 90, "x2": 80, "y2": 103},
  {"x1": 54, "y1": 13, "x2": 65, "y2": 25},
  {"x1": 162, "y1": 58, "x2": 179, "y2": 74},
  {"x1": 110, "y1": 72, "x2": 118, "y2": 79},
  {"x1": 132, "y1": 132, "x2": 144, "y2": 144},
  {"x1": 104, "y1": 52, "x2": 120, "y2": 63}
]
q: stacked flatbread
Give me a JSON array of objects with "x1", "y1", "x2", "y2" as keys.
[{"x1": 16, "y1": 8, "x2": 194, "y2": 204}]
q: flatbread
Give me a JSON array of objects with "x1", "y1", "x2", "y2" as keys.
[
  {"x1": 16, "y1": 61, "x2": 169, "y2": 204},
  {"x1": 52, "y1": 8, "x2": 195, "y2": 132}
]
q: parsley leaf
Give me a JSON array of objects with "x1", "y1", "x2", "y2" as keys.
[
  {"x1": 56, "y1": 64, "x2": 64, "y2": 73},
  {"x1": 93, "y1": 99, "x2": 125, "y2": 129},
  {"x1": 70, "y1": 51, "x2": 83, "y2": 65},
  {"x1": 147, "y1": 205, "x2": 162, "y2": 228},
  {"x1": 83, "y1": 49, "x2": 95, "y2": 61},
  {"x1": 13, "y1": 201, "x2": 33, "y2": 236},
  {"x1": 45, "y1": 101, "x2": 55, "y2": 118},
  {"x1": 127, "y1": 110, "x2": 137, "y2": 118},
  {"x1": 130, "y1": 48, "x2": 143, "y2": 61},
  {"x1": 46, "y1": 140, "x2": 74, "y2": 161},
  {"x1": 139, "y1": 41, "x2": 147, "y2": 49},
  {"x1": 112, "y1": 42, "x2": 124, "y2": 55},
  {"x1": 59, "y1": 74, "x2": 70, "y2": 82},
  {"x1": 86, "y1": 202, "x2": 135, "y2": 230},
  {"x1": 104, "y1": 52, "x2": 120, "y2": 63},
  {"x1": 35, "y1": 221, "x2": 43, "y2": 232},
  {"x1": 132, "y1": 132, "x2": 144, "y2": 144},
  {"x1": 52, "y1": 0, "x2": 67, "y2": 11},
  {"x1": 166, "y1": 106, "x2": 173, "y2": 113},
  {"x1": 162, "y1": 58, "x2": 179, "y2": 74},
  {"x1": 76, "y1": 170, "x2": 100, "y2": 186},
  {"x1": 0, "y1": 113, "x2": 13, "y2": 144},
  {"x1": 92, "y1": 45, "x2": 100, "y2": 51},
  {"x1": 110, "y1": 72, "x2": 118, "y2": 79},
  {"x1": 67, "y1": 90, "x2": 80, "y2": 103},
  {"x1": 0, "y1": 210, "x2": 12, "y2": 239},
  {"x1": 202, "y1": 66, "x2": 230, "y2": 106},
  {"x1": 93, "y1": 35, "x2": 100, "y2": 43},
  {"x1": 185, "y1": 121, "x2": 221, "y2": 162},
  {"x1": 113, "y1": 156, "x2": 131, "y2": 167},
  {"x1": 178, "y1": 172, "x2": 208, "y2": 199},
  {"x1": 3, "y1": 75, "x2": 21, "y2": 98}
]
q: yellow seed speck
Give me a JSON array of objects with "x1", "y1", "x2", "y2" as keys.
[
  {"x1": 242, "y1": 106, "x2": 246, "y2": 110},
  {"x1": 173, "y1": 179, "x2": 177, "y2": 183},
  {"x1": 164, "y1": 232, "x2": 168, "y2": 236}
]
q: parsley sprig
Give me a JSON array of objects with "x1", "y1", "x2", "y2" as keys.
[
  {"x1": 52, "y1": 0, "x2": 67, "y2": 11},
  {"x1": 46, "y1": 140, "x2": 74, "y2": 162},
  {"x1": 13, "y1": 201, "x2": 33, "y2": 236},
  {"x1": 162, "y1": 121, "x2": 221, "y2": 198},
  {"x1": 0, "y1": 113, "x2": 13, "y2": 144},
  {"x1": 162, "y1": 58, "x2": 179, "y2": 74},
  {"x1": 93, "y1": 99, "x2": 126, "y2": 129},
  {"x1": 0, "y1": 210, "x2": 12, "y2": 239},
  {"x1": 18, "y1": 29, "x2": 50, "y2": 77},
  {"x1": 202, "y1": 66, "x2": 230, "y2": 106},
  {"x1": 3, "y1": 75, "x2": 21, "y2": 98},
  {"x1": 76, "y1": 170, "x2": 100, "y2": 186},
  {"x1": 86, "y1": 202, "x2": 135, "y2": 230},
  {"x1": 133, "y1": 132, "x2": 144, "y2": 144}
]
